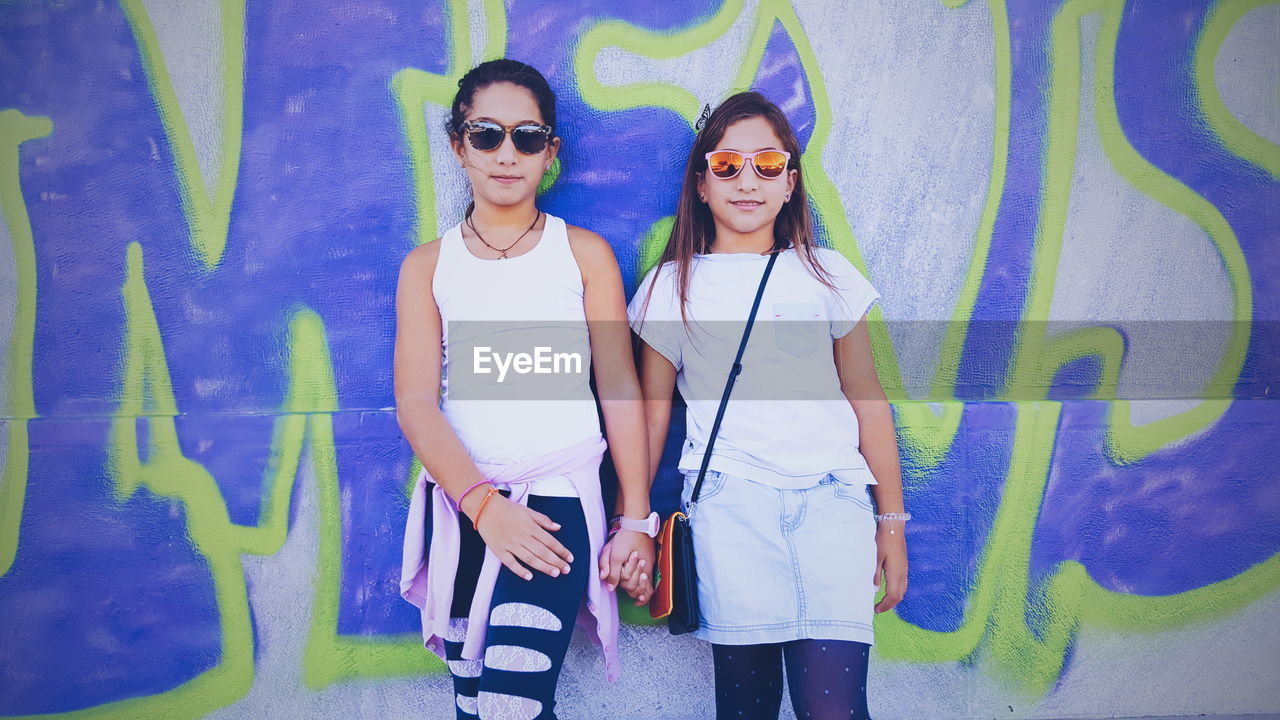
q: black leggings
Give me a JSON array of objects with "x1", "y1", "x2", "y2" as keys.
[
  {"x1": 443, "y1": 495, "x2": 590, "y2": 720},
  {"x1": 712, "y1": 640, "x2": 872, "y2": 720}
]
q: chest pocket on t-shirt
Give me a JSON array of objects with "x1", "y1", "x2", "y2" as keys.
[{"x1": 770, "y1": 302, "x2": 826, "y2": 358}]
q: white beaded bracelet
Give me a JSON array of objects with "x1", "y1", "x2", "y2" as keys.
[{"x1": 873, "y1": 512, "x2": 912, "y2": 535}]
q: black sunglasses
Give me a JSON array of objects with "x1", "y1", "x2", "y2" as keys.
[{"x1": 461, "y1": 120, "x2": 553, "y2": 154}]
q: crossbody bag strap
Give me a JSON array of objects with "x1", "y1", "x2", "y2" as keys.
[{"x1": 688, "y1": 247, "x2": 780, "y2": 505}]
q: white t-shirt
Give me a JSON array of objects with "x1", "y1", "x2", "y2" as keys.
[{"x1": 627, "y1": 246, "x2": 880, "y2": 489}]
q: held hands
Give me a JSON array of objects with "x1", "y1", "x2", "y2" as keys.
[
  {"x1": 462, "y1": 483, "x2": 656, "y2": 603},
  {"x1": 599, "y1": 529, "x2": 656, "y2": 606},
  {"x1": 469, "y1": 492, "x2": 574, "y2": 581},
  {"x1": 872, "y1": 521, "x2": 908, "y2": 613}
]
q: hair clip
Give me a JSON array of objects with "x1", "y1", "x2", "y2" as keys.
[{"x1": 694, "y1": 103, "x2": 711, "y2": 132}]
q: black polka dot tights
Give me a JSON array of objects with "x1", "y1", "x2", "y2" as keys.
[{"x1": 712, "y1": 640, "x2": 871, "y2": 719}]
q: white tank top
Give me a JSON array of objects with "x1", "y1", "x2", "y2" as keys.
[{"x1": 432, "y1": 213, "x2": 601, "y2": 497}]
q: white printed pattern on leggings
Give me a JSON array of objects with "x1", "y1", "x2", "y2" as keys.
[
  {"x1": 476, "y1": 691, "x2": 543, "y2": 720},
  {"x1": 488, "y1": 601, "x2": 562, "y2": 632}
]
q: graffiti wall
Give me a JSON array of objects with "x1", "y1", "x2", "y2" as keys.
[{"x1": 1, "y1": 0, "x2": 1277, "y2": 717}]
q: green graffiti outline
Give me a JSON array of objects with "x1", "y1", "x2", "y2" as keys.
[
  {"x1": 876, "y1": 0, "x2": 1275, "y2": 697},
  {"x1": 1194, "y1": 0, "x2": 1280, "y2": 178},
  {"x1": 120, "y1": 0, "x2": 246, "y2": 269},
  {"x1": 284, "y1": 311, "x2": 441, "y2": 689},
  {"x1": 756, "y1": 1, "x2": 995, "y2": 467},
  {"x1": 304, "y1": 0, "x2": 523, "y2": 686},
  {"x1": 9, "y1": 237, "x2": 445, "y2": 720},
  {"x1": 4, "y1": 0, "x2": 513, "y2": 713},
  {"x1": 1012, "y1": 0, "x2": 1252, "y2": 464},
  {"x1": 300, "y1": 0, "x2": 528, "y2": 688},
  {"x1": 392, "y1": 0, "x2": 511, "y2": 247},
  {"x1": 574, "y1": 0, "x2": 746, "y2": 129},
  {"x1": 904, "y1": 0, "x2": 1014, "y2": 467},
  {"x1": 0, "y1": 110, "x2": 53, "y2": 578},
  {"x1": 1, "y1": 242, "x2": 259, "y2": 720},
  {"x1": 637, "y1": 215, "x2": 675, "y2": 278}
]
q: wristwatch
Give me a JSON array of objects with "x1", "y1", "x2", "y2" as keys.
[{"x1": 609, "y1": 512, "x2": 660, "y2": 538}]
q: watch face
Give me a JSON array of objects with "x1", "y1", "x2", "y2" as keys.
[{"x1": 638, "y1": 512, "x2": 659, "y2": 537}]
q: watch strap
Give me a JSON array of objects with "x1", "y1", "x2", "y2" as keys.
[{"x1": 612, "y1": 512, "x2": 659, "y2": 538}]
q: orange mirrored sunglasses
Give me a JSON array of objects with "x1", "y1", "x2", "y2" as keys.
[{"x1": 704, "y1": 149, "x2": 791, "y2": 179}]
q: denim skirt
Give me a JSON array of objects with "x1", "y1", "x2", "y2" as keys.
[{"x1": 680, "y1": 469, "x2": 878, "y2": 646}]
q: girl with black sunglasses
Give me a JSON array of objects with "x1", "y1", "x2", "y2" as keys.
[
  {"x1": 396, "y1": 59, "x2": 655, "y2": 720},
  {"x1": 629, "y1": 91, "x2": 909, "y2": 719}
]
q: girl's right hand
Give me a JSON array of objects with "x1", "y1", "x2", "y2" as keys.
[
  {"x1": 472, "y1": 494, "x2": 574, "y2": 581},
  {"x1": 599, "y1": 531, "x2": 655, "y2": 605}
]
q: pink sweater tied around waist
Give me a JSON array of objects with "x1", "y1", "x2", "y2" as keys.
[{"x1": 400, "y1": 435, "x2": 620, "y2": 682}]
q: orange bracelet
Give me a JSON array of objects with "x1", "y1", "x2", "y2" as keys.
[{"x1": 472, "y1": 487, "x2": 501, "y2": 530}]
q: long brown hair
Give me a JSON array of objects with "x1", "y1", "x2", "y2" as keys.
[{"x1": 642, "y1": 91, "x2": 835, "y2": 323}]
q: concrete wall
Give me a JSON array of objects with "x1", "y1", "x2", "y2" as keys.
[{"x1": 1, "y1": 0, "x2": 1277, "y2": 718}]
